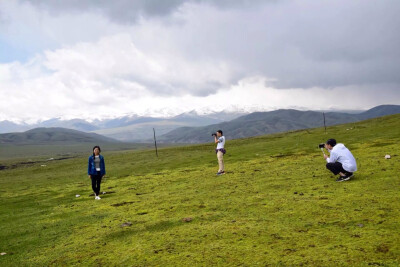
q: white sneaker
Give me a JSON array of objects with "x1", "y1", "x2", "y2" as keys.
[{"x1": 97, "y1": 196, "x2": 101, "y2": 200}]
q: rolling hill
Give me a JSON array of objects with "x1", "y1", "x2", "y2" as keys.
[
  {"x1": 91, "y1": 111, "x2": 245, "y2": 142},
  {"x1": 159, "y1": 105, "x2": 400, "y2": 143},
  {"x1": 0, "y1": 127, "x2": 147, "y2": 160},
  {"x1": 0, "y1": 111, "x2": 246, "y2": 140},
  {"x1": 0, "y1": 127, "x2": 118, "y2": 145}
]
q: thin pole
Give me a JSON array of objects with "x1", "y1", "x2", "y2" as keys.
[
  {"x1": 323, "y1": 112, "x2": 327, "y2": 134},
  {"x1": 153, "y1": 128, "x2": 158, "y2": 157}
]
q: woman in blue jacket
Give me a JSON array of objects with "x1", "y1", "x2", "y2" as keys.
[{"x1": 88, "y1": 146, "x2": 106, "y2": 200}]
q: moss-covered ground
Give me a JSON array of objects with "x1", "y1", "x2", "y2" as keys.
[{"x1": 0, "y1": 115, "x2": 399, "y2": 266}]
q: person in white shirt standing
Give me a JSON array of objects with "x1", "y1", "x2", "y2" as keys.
[
  {"x1": 213, "y1": 130, "x2": 226, "y2": 176},
  {"x1": 324, "y1": 139, "x2": 357, "y2": 182}
]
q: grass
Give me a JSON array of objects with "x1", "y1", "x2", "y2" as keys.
[
  {"x1": 0, "y1": 142, "x2": 159, "y2": 160},
  {"x1": 0, "y1": 114, "x2": 399, "y2": 266}
]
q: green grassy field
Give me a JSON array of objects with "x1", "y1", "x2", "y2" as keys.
[
  {"x1": 0, "y1": 142, "x2": 159, "y2": 160},
  {"x1": 0, "y1": 115, "x2": 399, "y2": 266}
]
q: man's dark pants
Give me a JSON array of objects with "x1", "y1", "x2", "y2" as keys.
[{"x1": 326, "y1": 162, "x2": 352, "y2": 175}]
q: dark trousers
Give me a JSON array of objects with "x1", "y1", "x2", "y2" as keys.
[
  {"x1": 326, "y1": 162, "x2": 352, "y2": 175},
  {"x1": 91, "y1": 171, "x2": 102, "y2": 196}
]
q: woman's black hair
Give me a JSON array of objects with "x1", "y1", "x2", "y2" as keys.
[
  {"x1": 217, "y1": 130, "x2": 223, "y2": 135},
  {"x1": 93, "y1": 145, "x2": 101, "y2": 157}
]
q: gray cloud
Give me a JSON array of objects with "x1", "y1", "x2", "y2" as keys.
[
  {"x1": 26, "y1": 0, "x2": 184, "y2": 23},
  {"x1": 10, "y1": 0, "x2": 400, "y2": 94},
  {"x1": 146, "y1": 0, "x2": 400, "y2": 90},
  {"x1": 20, "y1": 0, "x2": 269, "y2": 23}
]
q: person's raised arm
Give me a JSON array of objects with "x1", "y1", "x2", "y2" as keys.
[{"x1": 326, "y1": 150, "x2": 338, "y2": 163}]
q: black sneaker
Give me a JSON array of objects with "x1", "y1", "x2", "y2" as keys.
[
  {"x1": 336, "y1": 176, "x2": 347, "y2": 182},
  {"x1": 342, "y1": 173, "x2": 354, "y2": 181}
]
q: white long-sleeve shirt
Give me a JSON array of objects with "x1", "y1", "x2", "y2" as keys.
[{"x1": 326, "y1": 143, "x2": 357, "y2": 172}]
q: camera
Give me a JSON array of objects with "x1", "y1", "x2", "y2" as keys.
[
  {"x1": 211, "y1": 133, "x2": 217, "y2": 137},
  {"x1": 318, "y1": 143, "x2": 325, "y2": 149}
]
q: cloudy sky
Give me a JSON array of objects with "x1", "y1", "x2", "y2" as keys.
[{"x1": 1, "y1": 0, "x2": 399, "y2": 123}]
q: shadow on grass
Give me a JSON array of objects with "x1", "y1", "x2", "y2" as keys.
[{"x1": 105, "y1": 220, "x2": 182, "y2": 240}]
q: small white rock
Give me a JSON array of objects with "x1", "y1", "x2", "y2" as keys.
[
  {"x1": 385, "y1": 155, "x2": 391, "y2": 159},
  {"x1": 75, "y1": 194, "x2": 80, "y2": 198},
  {"x1": 1, "y1": 252, "x2": 6, "y2": 256}
]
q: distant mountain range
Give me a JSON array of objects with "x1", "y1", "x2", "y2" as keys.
[
  {"x1": 92, "y1": 111, "x2": 245, "y2": 141},
  {"x1": 0, "y1": 110, "x2": 246, "y2": 141},
  {"x1": 1, "y1": 105, "x2": 399, "y2": 143},
  {"x1": 0, "y1": 127, "x2": 118, "y2": 145},
  {"x1": 159, "y1": 105, "x2": 400, "y2": 143}
]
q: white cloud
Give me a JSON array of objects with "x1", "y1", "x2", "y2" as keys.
[
  {"x1": 0, "y1": 0, "x2": 399, "y2": 123},
  {"x1": 42, "y1": 33, "x2": 236, "y2": 95},
  {"x1": 0, "y1": 32, "x2": 238, "y2": 122}
]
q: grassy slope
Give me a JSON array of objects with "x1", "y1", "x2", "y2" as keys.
[
  {"x1": 0, "y1": 115, "x2": 399, "y2": 266},
  {"x1": 0, "y1": 143, "x2": 159, "y2": 160}
]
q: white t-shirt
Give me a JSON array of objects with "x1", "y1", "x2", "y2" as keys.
[
  {"x1": 94, "y1": 155, "x2": 101, "y2": 171},
  {"x1": 326, "y1": 143, "x2": 357, "y2": 172},
  {"x1": 217, "y1": 136, "x2": 225, "y2": 149}
]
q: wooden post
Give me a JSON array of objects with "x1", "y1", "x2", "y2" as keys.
[{"x1": 153, "y1": 128, "x2": 158, "y2": 157}]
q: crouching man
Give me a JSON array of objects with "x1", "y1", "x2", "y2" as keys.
[
  {"x1": 324, "y1": 139, "x2": 357, "y2": 182},
  {"x1": 213, "y1": 130, "x2": 226, "y2": 175}
]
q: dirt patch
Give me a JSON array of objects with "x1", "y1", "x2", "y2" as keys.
[
  {"x1": 49, "y1": 157, "x2": 74, "y2": 161},
  {"x1": 1, "y1": 156, "x2": 76, "y2": 170},
  {"x1": 111, "y1": 201, "x2": 135, "y2": 207},
  {"x1": 376, "y1": 244, "x2": 389, "y2": 253},
  {"x1": 271, "y1": 233, "x2": 283, "y2": 240},
  {"x1": 271, "y1": 153, "x2": 294, "y2": 158},
  {"x1": 121, "y1": 222, "x2": 132, "y2": 227},
  {"x1": 180, "y1": 169, "x2": 196, "y2": 173}
]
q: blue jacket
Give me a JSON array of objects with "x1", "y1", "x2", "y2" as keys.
[{"x1": 88, "y1": 155, "x2": 106, "y2": 176}]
